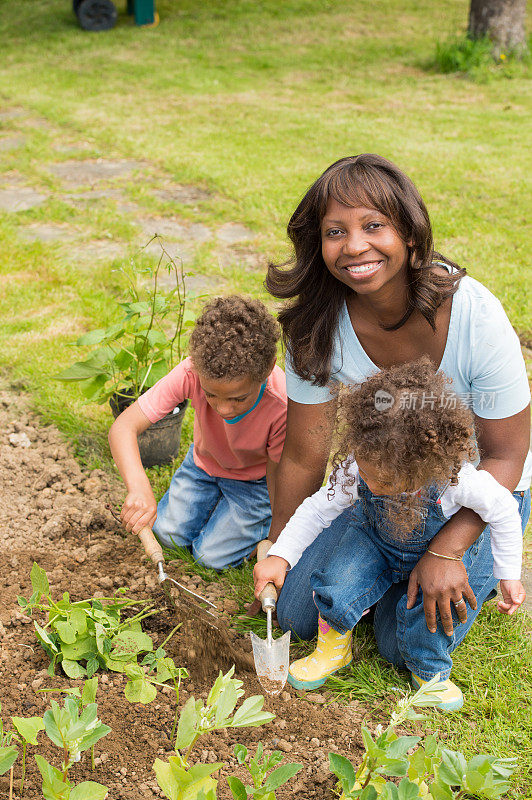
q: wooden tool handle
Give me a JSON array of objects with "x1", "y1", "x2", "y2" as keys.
[
  {"x1": 138, "y1": 526, "x2": 164, "y2": 565},
  {"x1": 257, "y1": 539, "x2": 273, "y2": 561},
  {"x1": 256, "y1": 539, "x2": 277, "y2": 608}
]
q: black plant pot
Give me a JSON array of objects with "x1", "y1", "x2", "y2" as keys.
[{"x1": 110, "y1": 392, "x2": 189, "y2": 468}]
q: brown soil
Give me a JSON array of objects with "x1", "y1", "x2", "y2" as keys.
[{"x1": 0, "y1": 388, "x2": 367, "y2": 799}]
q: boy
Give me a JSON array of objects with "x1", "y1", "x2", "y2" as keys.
[{"x1": 109, "y1": 296, "x2": 286, "y2": 569}]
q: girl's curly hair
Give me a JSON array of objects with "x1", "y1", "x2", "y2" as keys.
[
  {"x1": 189, "y1": 296, "x2": 280, "y2": 382},
  {"x1": 330, "y1": 357, "x2": 477, "y2": 537}
]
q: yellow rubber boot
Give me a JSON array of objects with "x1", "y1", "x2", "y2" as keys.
[
  {"x1": 411, "y1": 673, "x2": 464, "y2": 712},
  {"x1": 288, "y1": 616, "x2": 352, "y2": 690}
]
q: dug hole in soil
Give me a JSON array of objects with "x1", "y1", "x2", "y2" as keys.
[{"x1": 0, "y1": 387, "x2": 367, "y2": 799}]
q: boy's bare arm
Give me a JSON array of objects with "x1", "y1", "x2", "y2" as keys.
[{"x1": 108, "y1": 401, "x2": 157, "y2": 533}]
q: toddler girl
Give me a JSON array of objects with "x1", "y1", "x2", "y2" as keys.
[{"x1": 254, "y1": 357, "x2": 525, "y2": 710}]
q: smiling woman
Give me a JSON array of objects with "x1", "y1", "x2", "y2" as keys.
[
  {"x1": 262, "y1": 153, "x2": 531, "y2": 711},
  {"x1": 268, "y1": 154, "x2": 467, "y2": 386}
]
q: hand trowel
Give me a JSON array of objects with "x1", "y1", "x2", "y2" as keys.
[{"x1": 250, "y1": 540, "x2": 291, "y2": 695}]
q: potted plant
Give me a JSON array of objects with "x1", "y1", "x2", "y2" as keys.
[{"x1": 56, "y1": 238, "x2": 195, "y2": 467}]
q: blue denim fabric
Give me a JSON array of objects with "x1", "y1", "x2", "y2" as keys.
[
  {"x1": 276, "y1": 483, "x2": 531, "y2": 681},
  {"x1": 153, "y1": 445, "x2": 272, "y2": 570}
]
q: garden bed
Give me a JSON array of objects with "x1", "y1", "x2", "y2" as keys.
[{"x1": 0, "y1": 387, "x2": 367, "y2": 799}]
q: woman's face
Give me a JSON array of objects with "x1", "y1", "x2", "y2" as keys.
[{"x1": 321, "y1": 198, "x2": 409, "y2": 296}]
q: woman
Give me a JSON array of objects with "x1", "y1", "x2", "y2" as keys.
[{"x1": 263, "y1": 154, "x2": 531, "y2": 705}]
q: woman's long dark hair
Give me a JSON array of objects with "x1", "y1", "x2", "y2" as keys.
[{"x1": 266, "y1": 154, "x2": 466, "y2": 385}]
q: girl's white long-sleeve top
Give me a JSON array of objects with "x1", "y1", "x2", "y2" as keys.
[{"x1": 267, "y1": 461, "x2": 522, "y2": 580}]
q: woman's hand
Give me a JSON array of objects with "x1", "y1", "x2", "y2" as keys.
[
  {"x1": 407, "y1": 551, "x2": 477, "y2": 635},
  {"x1": 253, "y1": 555, "x2": 290, "y2": 599},
  {"x1": 498, "y1": 579, "x2": 526, "y2": 615},
  {"x1": 121, "y1": 489, "x2": 157, "y2": 534}
]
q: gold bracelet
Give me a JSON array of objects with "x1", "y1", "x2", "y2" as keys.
[{"x1": 426, "y1": 549, "x2": 462, "y2": 562}]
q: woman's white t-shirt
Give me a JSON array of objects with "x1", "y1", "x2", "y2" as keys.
[{"x1": 285, "y1": 275, "x2": 532, "y2": 491}]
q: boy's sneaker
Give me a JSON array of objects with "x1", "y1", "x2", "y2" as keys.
[
  {"x1": 288, "y1": 616, "x2": 352, "y2": 691},
  {"x1": 411, "y1": 673, "x2": 464, "y2": 712}
]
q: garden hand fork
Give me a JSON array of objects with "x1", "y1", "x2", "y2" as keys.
[{"x1": 138, "y1": 526, "x2": 218, "y2": 617}]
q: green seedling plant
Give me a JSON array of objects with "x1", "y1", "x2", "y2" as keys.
[
  {"x1": 124, "y1": 633, "x2": 188, "y2": 740},
  {"x1": 227, "y1": 743, "x2": 303, "y2": 800},
  {"x1": 35, "y1": 691, "x2": 111, "y2": 800},
  {"x1": 37, "y1": 678, "x2": 98, "y2": 707},
  {"x1": 55, "y1": 240, "x2": 195, "y2": 406},
  {"x1": 153, "y1": 667, "x2": 277, "y2": 800},
  {"x1": 39, "y1": 678, "x2": 100, "y2": 769},
  {"x1": 0, "y1": 703, "x2": 18, "y2": 780},
  {"x1": 329, "y1": 675, "x2": 517, "y2": 800},
  {"x1": 0, "y1": 683, "x2": 110, "y2": 800},
  {"x1": 0, "y1": 701, "x2": 45, "y2": 795},
  {"x1": 19, "y1": 562, "x2": 157, "y2": 679}
]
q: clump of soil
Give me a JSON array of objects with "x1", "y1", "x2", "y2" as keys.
[
  {"x1": 0, "y1": 387, "x2": 366, "y2": 799},
  {"x1": 152, "y1": 587, "x2": 255, "y2": 680}
]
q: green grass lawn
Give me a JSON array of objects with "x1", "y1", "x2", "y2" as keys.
[{"x1": 1, "y1": 0, "x2": 531, "y2": 794}]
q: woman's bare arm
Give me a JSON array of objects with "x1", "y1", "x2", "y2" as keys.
[
  {"x1": 269, "y1": 397, "x2": 337, "y2": 542},
  {"x1": 265, "y1": 457, "x2": 278, "y2": 508}
]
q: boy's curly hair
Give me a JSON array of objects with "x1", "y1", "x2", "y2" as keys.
[
  {"x1": 330, "y1": 356, "x2": 477, "y2": 536},
  {"x1": 189, "y1": 296, "x2": 280, "y2": 382}
]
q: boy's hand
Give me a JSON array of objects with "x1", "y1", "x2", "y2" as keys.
[
  {"x1": 253, "y1": 555, "x2": 290, "y2": 600},
  {"x1": 497, "y1": 579, "x2": 526, "y2": 615},
  {"x1": 121, "y1": 489, "x2": 157, "y2": 534}
]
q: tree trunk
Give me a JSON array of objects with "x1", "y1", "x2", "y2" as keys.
[{"x1": 468, "y1": 0, "x2": 527, "y2": 55}]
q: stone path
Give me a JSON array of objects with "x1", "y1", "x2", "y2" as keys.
[{"x1": 0, "y1": 107, "x2": 266, "y2": 295}]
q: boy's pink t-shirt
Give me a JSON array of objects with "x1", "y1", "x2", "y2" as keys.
[{"x1": 137, "y1": 357, "x2": 287, "y2": 481}]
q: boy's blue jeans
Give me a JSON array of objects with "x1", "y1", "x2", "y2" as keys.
[
  {"x1": 153, "y1": 445, "x2": 271, "y2": 570},
  {"x1": 277, "y1": 481, "x2": 531, "y2": 681}
]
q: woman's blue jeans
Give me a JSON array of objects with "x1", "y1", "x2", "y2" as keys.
[{"x1": 276, "y1": 483, "x2": 530, "y2": 681}]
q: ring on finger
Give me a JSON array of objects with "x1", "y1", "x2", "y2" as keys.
[{"x1": 454, "y1": 598, "x2": 466, "y2": 607}]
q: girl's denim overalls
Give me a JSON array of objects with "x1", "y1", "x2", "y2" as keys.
[{"x1": 303, "y1": 480, "x2": 531, "y2": 681}]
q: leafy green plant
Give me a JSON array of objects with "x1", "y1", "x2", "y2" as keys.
[
  {"x1": 0, "y1": 683, "x2": 110, "y2": 800},
  {"x1": 329, "y1": 676, "x2": 517, "y2": 799},
  {"x1": 38, "y1": 677, "x2": 99, "y2": 707},
  {"x1": 19, "y1": 562, "x2": 158, "y2": 679},
  {"x1": 0, "y1": 709, "x2": 18, "y2": 777},
  {"x1": 153, "y1": 667, "x2": 278, "y2": 800},
  {"x1": 32, "y1": 692, "x2": 110, "y2": 800},
  {"x1": 39, "y1": 678, "x2": 100, "y2": 770},
  {"x1": 227, "y1": 742, "x2": 303, "y2": 800},
  {"x1": 432, "y1": 36, "x2": 494, "y2": 74},
  {"x1": 174, "y1": 667, "x2": 275, "y2": 760},
  {"x1": 55, "y1": 240, "x2": 195, "y2": 405},
  {"x1": 0, "y1": 701, "x2": 45, "y2": 794},
  {"x1": 128, "y1": 643, "x2": 188, "y2": 737}
]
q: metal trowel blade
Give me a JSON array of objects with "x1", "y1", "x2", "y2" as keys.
[{"x1": 250, "y1": 629, "x2": 291, "y2": 695}]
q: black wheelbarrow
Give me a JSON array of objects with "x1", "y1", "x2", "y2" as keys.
[{"x1": 74, "y1": 0, "x2": 158, "y2": 31}]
